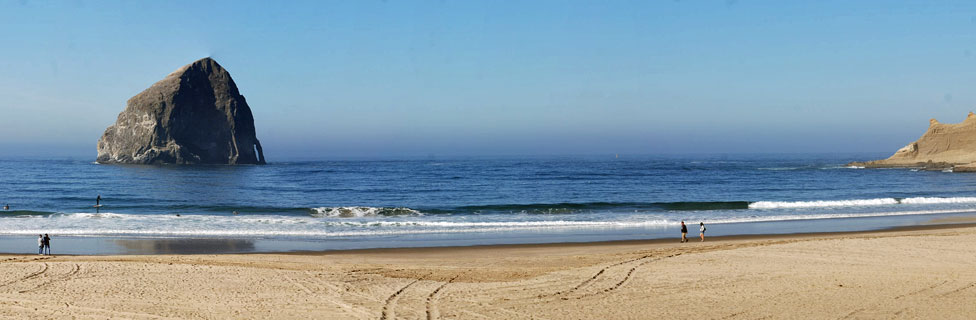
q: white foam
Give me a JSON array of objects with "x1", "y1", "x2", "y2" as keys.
[
  {"x1": 310, "y1": 207, "x2": 420, "y2": 218},
  {"x1": 709, "y1": 208, "x2": 976, "y2": 224},
  {"x1": 60, "y1": 212, "x2": 131, "y2": 219},
  {"x1": 899, "y1": 197, "x2": 976, "y2": 205},
  {"x1": 750, "y1": 197, "x2": 976, "y2": 209},
  {"x1": 749, "y1": 198, "x2": 898, "y2": 209},
  {"x1": 358, "y1": 220, "x2": 671, "y2": 228}
]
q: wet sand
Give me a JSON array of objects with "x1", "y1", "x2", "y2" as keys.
[{"x1": 1, "y1": 224, "x2": 975, "y2": 319}]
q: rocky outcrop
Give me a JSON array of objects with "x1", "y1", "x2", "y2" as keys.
[
  {"x1": 849, "y1": 112, "x2": 976, "y2": 170},
  {"x1": 96, "y1": 58, "x2": 266, "y2": 164}
]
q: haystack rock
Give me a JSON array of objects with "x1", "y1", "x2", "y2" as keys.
[
  {"x1": 849, "y1": 112, "x2": 976, "y2": 171},
  {"x1": 96, "y1": 57, "x2": 266, "y2": 164}
]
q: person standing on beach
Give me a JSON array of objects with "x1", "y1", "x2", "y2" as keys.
[
  {"x1": 37, "y1": 235, "x2": 43, "y2": 255},
  {"x1": 699, "y1": 222, "x2": 706, "y2": 242},
  {"x1": 43, "y1": 234, "x2": 51, "y2": 255},
  {"x1": 680, "y1": 221, "x2": 688, "y2": 243}
]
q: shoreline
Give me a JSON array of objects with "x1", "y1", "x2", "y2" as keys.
[
  {"x1": 2, "y1": 219, "x2": 974, "y2": 257},
  {"x1": 304, "y1": 220, "x2": 976, "y2": 256},
  {"x1": 0, "y1": 221, "x2": 974, "y2": 318}
]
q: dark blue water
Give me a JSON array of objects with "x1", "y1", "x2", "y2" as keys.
[{"x1": 2, "y1": 153, "x2": 976, "y2": 253}]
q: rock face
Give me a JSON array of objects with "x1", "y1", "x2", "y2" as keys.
[
  {"x1": 97, "y1": 58, "x2": 266, "y2": 165},
  {"x1": 849, "y1": 112, "x2": 976, "y2": 171}
]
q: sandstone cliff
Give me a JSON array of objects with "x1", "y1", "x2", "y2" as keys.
[
  {"x1": 96, "y1": 58, "x2": 266, "y2": 164},
  {"x1": 850, "y1": 112, "x2": 976, "y2": 171}
]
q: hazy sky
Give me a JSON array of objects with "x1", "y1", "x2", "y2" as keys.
[{"x1": 2, "y1": 0, "x2": 976, "y2": 158}]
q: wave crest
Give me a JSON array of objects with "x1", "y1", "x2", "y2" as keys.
[
  {"x1": 749, "y1": 197, "x2": 976, "y2": 209},
  {"x1": 309, "y1": 207, "x2": 421, "y2": 218},
  {"x1": 899, "y1": 197, "x2": 976, "y2": 204},
  {"x1": 749, "y1": 198, "x2": 898, "y2": 209}
]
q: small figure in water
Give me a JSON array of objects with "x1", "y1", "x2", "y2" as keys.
[
  {"x1": 680, "y1": 221, "x2": 688, "y2": 243},
  {"x1": 232, "y1": 211, "x2": 239, "y2": 215},
  {"x1": 43, "y1": 234, "x2": 51, "y2": 255},
  {"x1": 699, "y1": 222, "x2": 706, "y2": 242},
  {"x1": 3, "y1": 204, "x2": 8, "y2": 210},
  {"x1": 175, "y1": 214, "x2": 181, "y2": 217},
  {"x1": 96, "y1": 195, "x2": 101, "y2": 206}
]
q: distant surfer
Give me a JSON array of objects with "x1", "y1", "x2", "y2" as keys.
[
  {"x1": 233, "y1": 211, "x2": 239, "y2": 215},
  {"x1": 96, "y1": 195, "x2": 101, "y2": 206},
  {"x1": 680, "y1": 221, "x2": 688, "y2": 243},
  {"x1": 2, "y1": 204, "x2": 8, "y2": 211}
]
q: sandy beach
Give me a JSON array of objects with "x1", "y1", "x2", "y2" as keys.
[{"x1": 0, "y1": 225, "x2": 975, "y2": 319}]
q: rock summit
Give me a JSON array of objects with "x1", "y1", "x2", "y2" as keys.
[{"x1": 96, "y1": 58, "x2": 266, "y2": 164}]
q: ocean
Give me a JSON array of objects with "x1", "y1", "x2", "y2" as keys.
[{"x1": 2, "y1": 153, "x2": 976, "y2": 254}]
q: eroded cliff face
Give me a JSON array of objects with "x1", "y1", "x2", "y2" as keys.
[
  {"x1": 96, "y1": 58, "x2": 266, "y2": 165},
  {"x1": 850, "y1": 112, "x2": 976, "y2": 171}
]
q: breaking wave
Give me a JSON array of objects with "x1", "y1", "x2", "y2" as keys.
[
  {"x1": 309, "y1": 207, "x2": 421, "y2": 218},
  {"x1": 749, "y1": 197, "x2": 976, "y2": 209},
  {"x1": 305, "y1": 197, "x2": 976, "y2": 217},
  {"x1": 749, "y1": 198, "x2": 899, "y2": 209}
]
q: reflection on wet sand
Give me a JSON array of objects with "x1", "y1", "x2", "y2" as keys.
[{"x1": 113, "y1": 239, "x2": 256, "y2": 254}]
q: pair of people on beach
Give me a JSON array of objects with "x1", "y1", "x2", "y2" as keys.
[
  {"x1": 680, "y1": 221, "x2": 705, "y2": 243},
  {"x1": 37, "y1": 234, "x2": 51, "y2": 255}
]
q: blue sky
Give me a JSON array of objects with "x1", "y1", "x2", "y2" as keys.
[{"x1": 2, "y1": 0, "x2": 976, "y2": 158}]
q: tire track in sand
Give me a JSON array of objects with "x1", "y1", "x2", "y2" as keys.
[
  {"x1": 276, "y1": 269, "x2": 313, "y2": 294},
  {"x1": 298, "y1": 271, "x2": 374, "y2": 319},
  {"x1": 380, "y1": 276, "x2": 425, "y2": 320},
  {"x1": 19, "y1": 263, "x2": 80, "y2": 293},
  {"x1": 426, "y1": 274, "x2": 460, "y2": 320},
  {"x1": 540, "y1": 255, "x2": 644, "y2": 298},
  {"x1": 894, "y1": 280, "x2": 949, "y2": 300},
  {"x1": 574, "y1": 253, "x2": 681, "y2": 299},
  {"x1": 542, "y1": 253, "x2": 682, "y2": 300},
  {"x1": 0, "y1": 262, "x2": 49, "y2": 289},
  {"x1": 935, "y1": 281, "x2": 976, "y2": 298}
]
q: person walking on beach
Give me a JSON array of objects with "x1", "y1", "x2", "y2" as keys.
[
  {"x1": 699, "y1": 222, "x2": 706, "y2": 242},
  {"x1": 37, "y1": 235, "x2": 44, "y2": 255},
  {"x1": 43, "y1": 234, "x2": 51, "y2": 255},
  {"x1": 680, "y1": 221, "x2": 688, "y2": 243}
]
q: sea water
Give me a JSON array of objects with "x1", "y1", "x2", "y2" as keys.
[{"x1": 2, "y1": 153, "x2": 976, "y2": 254}]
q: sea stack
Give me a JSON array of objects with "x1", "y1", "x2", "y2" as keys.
[
  {"x1": 96, "y1": 58, "x2": 266, "y2": 165},
  {"x1": 849, "y1": 112, "x2": 976, "y2": 171}
]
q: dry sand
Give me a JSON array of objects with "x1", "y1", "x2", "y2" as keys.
[{"x1": 1, "y1": 226, "x2": 976, "y2": 319}]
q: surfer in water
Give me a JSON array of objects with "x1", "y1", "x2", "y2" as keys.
[
  {"x1": 2, "y1": 204, "x2": 8, "y2": 210},
  {"x1": 96, "y1": 195, "x2": 101, "y2": 206}
]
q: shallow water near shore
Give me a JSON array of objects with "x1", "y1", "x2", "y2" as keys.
[
  {"x1": 0, "y1": 212, "x2": 973, "y2": 255},
  {"x1": 4, "y1": 153, "x2": 976, "y2": 254}
]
